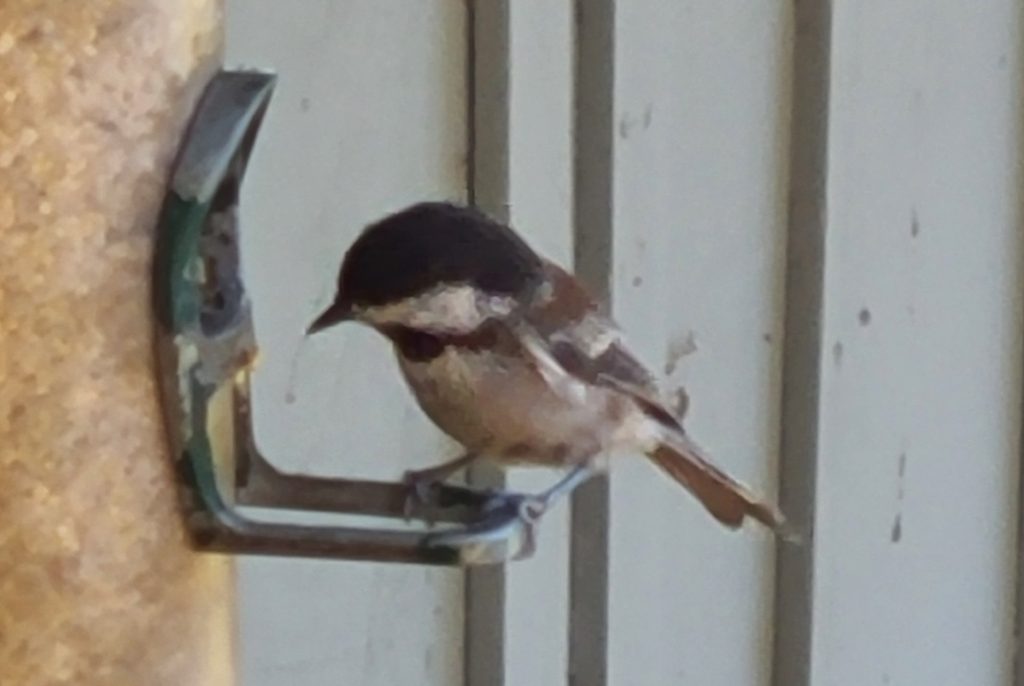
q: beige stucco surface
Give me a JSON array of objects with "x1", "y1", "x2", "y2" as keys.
[{"x1": 0, "y1": 3, "x2": 234, "y2": 684}]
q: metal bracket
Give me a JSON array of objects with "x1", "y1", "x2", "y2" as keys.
[{"x1": 152, "y1": 69, "x2": 529, "y2": 565}]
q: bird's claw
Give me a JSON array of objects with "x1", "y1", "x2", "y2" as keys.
[
  {"x1": 402, "y1": 469, "x2": 441, "y2": 523},
  {"x1": 488, "y1": 491, "x2": 548, "y2": 560},
  {"x1": 418, "y1": 490, "x2": 551, "y2": 562},
  {"x1": 518, "y1": 495, "x2": 550, "y2": 559}
]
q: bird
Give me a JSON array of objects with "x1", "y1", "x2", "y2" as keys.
[{"x1": 307, "y1": 201, "x2": 787, "y2": 552}]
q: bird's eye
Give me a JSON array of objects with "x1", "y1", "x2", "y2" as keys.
[{"x1": 386, "y1": 326, "x2": 446, "y2": 362}]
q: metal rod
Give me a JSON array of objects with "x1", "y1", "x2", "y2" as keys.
[
  {"x1": 771, "y1": 2, "x2": 834, "y2": 684},
  {"x1": 569, "y1": 1, "x2": 616, "y2": 684}
]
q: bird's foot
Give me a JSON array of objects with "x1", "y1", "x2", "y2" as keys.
[
  {"x1": 419, "y1": 490, "x2": 550, "y2": 561},
  {"x1": 402, "y1": 469, "x2": 444, "y2": 523},
  {"x1": 483, "y1": 491, "x2": 549, "y2": 560},
  {"x1": 401, "y1": 453, "x2": 481, "y2": 522}
]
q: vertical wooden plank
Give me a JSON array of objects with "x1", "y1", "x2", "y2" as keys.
[
  {"x1": 466, "y1": 2, "x2": 576, "y2": 684},
  {"x1": 607, "y1": 2, "x2": 792, "y2": 685},
  {"x1": 465, "y1": 1, "x2": 510, "y2": 684},
  {"x1": 816, "y1": 3, "x2": 1023, "y2": 684},
  {"x1": 772, "y1": 2, "x2": 831, "y2": 685},
  {"x1": 1016, "y1": 23, "x2": 1024, "y2": 668},
  {"x1": 503, "y1": 1, "x2": 576, "y2": 685},
  {"x1": 569, "y1": 1, "x2": 615, "y2": 685},
  {"x1": 1016, "y1": 2, "x2": 1024, "y2": 652},
  {"x1": 226, "y1": 2, "x2": 468, "y2": 684}
]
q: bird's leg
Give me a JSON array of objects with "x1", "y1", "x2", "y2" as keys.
[
  {"x1": 403, "y1": 452, "x2": 480, "y2": 518},
  {"x1": 421, "y1": 461, "x2": 598, "y2": 559},
  {"x1": 507, "y1": 462, "x2": 598, "y2": 559},
  {"x1": 526, "y1": 462, "x2": 597, "y2": 514}
]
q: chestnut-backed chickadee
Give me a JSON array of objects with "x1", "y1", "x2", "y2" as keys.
[{"x1": 308, "y1": 202, "x2": 787, "y2": 548}]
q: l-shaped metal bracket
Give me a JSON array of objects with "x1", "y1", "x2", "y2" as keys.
[{"x1": 152, "y1": 69, "x2": 529, "y2": 565}]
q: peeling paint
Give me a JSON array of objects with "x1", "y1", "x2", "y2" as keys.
[
  {"x1": 671, "y1": 386, "x2": 690, "y2": 420},
  {"x1": 890, "y1": 513, "x2": 902, "y2": 543},
  {"x1": 664, "y1": 331, "x2": 698, "y2": 375},
  {"x1": 891, "y1": 452, "x2": 907, "y2": 543},
  {"x1": 618, "y1": 117, "x2": 632, "y2": 139}
]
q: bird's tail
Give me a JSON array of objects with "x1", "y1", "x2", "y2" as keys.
[{"x1": 646, "y1": 432, "x2": 788, "y2": 534}]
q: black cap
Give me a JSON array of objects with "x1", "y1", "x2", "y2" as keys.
[{"x1": 316, "y1": 202, "x2": 544, "y2": 330}]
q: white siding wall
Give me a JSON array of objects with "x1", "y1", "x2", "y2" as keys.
[
  {"x1": 503, "y1": 3, "x2": 575, "y2": 685},
  {"x1": 816, "y1": 3, "x2": 1024, "y2": 684},
  {"x1": 226, "y1": 3, "x2": 467, "y2": 685},
  {"x1": 609, "y1": 4, "x2": 791, "y2": 685},
  {"x1": 226, "y1": 2, "x2": 1024, "y2": 685}
]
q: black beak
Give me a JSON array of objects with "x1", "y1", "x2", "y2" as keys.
[{"x1": 306, "y1": 300, "x2": 352, "y2": 336}]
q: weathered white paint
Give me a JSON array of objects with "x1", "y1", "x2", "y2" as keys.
[
  {"x1": 607, "y1": 3, "x2": 791, "y2": 685},
  {"x1": 226, "y1": 2, "x2": 467, "y2": 685},
  {"x1": 502, "y1": 2, "x2": 575, "y2": 684},
  {"x1": 226, "y1": 2, "x2": 1024, "y2": 685},
  {"x1": 814, "y1": 3, "x2": 1024, "y2": 685}
]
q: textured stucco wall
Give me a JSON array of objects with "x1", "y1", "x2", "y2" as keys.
[{"x1": 0, "y1": 2, "x2": 233, "y2": 684}]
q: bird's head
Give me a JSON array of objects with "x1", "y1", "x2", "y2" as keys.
[{"x1": 307, "y1": 202, "x2": 545, "y2": 337}]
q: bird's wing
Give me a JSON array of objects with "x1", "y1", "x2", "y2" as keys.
[
  {"x1": 513, "y1": 260, "x2": 681, "y2": 430},
  {"x1": 512, "y1": 261, "x2": 790, "y2": 534},
  {"x1": 516, "y1": 320, "x2": 683, "y2": 431}
]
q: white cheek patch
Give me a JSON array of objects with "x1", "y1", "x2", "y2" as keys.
[{"x1": 358, "y1": 284, "x2": 516, "y2": 334}]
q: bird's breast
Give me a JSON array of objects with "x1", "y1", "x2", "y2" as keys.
[{"x1": 395, "y1": 345, "x2": 627, "y2": 465}]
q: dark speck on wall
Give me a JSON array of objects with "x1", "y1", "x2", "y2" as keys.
[
  {"x1": 671, "y1": 386, "x2": 689, "y2": 420},
  {"x1": 300, "y1": 97, "x2": 311, "y2": 112},
  {"x1": 858, "y1": 308, "x2": 872, "y2": 326},
  {"x1": 910, "y1": 210, "x2": 920, "y2": 237},
  {"x1": 762, "y1": 332, "x2": 772, "y2": 344},
  {"x1": 423, "y1": 647, "x2": 435, "y2": 673},
  {"x1": 619, "y1": 106, "x2": 654, "y2": 139},
  {"x1": 832, "y1": 341, "x2": 843, "y2": 366},
  {"x1": 891, "y1": 452, "x2": 907, "y2": 543},
  {"x1": 632, "y1": 275, "x2": 643, "y2": 287}
]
